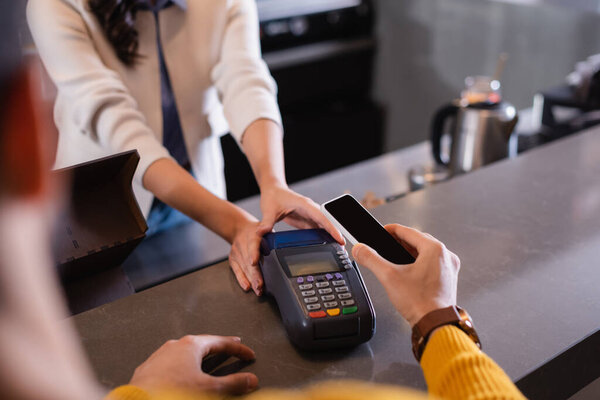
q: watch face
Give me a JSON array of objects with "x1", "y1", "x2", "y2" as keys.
[{"x1": 456, "y1": 307, "x2": 481, "y2": 350}]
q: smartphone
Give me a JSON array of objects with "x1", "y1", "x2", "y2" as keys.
[{"x1": 321, "y1": 194, "x2": 415, "y2": 265}]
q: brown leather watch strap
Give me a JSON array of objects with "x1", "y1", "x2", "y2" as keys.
[{"x1": 411, "y1": 305, "x2": 481, "y2": 361}]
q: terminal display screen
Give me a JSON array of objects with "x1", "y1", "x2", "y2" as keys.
[{"x1": 285, "y1": 252, "x2": 341, "y2": 277}]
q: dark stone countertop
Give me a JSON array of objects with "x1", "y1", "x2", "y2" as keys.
[{"x1": 70, "y1": 128, "x2": 600, "y2": 399}]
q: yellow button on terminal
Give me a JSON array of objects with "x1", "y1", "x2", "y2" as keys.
[{"x1": 326, "y1": 308, "x2": 340, "y2": 316}]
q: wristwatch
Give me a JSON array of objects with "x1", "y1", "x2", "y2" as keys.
[{"x1": 411, "y1": 305, "x2": 481, "y2": 362}]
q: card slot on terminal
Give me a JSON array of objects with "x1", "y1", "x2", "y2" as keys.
[{"x1": 314, "y1": 317, "x2": 359, "y2": 339}]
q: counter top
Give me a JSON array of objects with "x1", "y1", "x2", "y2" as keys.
[
  {"x1": 122, "y1": 141, "x2": 431, "y2": 291},
  {"x1": 72, "y1": 128, "x2": 600, "y2": 399}
]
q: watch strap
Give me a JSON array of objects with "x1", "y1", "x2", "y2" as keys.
[{"x1": 411, "y1": 305, "x2": 480, "y2": 361}]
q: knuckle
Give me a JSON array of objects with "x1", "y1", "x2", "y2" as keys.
[
  {"x1": 181, "y1": 335, "x2": 196, "y2": 344},
  {"x1": 208, "y1": 379, "x2": 225, "y2": 393},
  {"x1": 429, "y1": 241, "x2": 445, "y2": 255},
  {"x1": 452, "y1": 253, "x2": 461, "y2": 267}
]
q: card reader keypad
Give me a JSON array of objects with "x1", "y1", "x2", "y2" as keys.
[{"x1": 297, "y1": 269, "x2": 357, "y2": 318}]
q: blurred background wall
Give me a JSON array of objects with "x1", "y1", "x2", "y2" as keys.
[
  {"x1": 373, "y1": 0, "x2": 600, "y2": 150},
  {"x1": 18, "y1": 0, "x2": 600, "y2": 198}
]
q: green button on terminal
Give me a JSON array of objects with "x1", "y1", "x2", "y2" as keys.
[{"x1": 342, "y1": 306, "x2": 358, "y2": 315}]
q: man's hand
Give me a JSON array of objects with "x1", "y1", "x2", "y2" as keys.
[
  {"x1": 257, "y1": 184, "x2": 345, "y2": 245},
  {"x1": 129, "y1": 335, "x2": 258, "y2": 395},
  {"x1": 352, "y1": 224, "x2": 459, "y2": 327},
  {"x1": 228, "y1": 217, "x2": 265, "y2": 296}
]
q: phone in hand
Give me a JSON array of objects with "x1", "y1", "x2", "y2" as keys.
[{"x1": 321, "y1": 194, "x2": 415, "y2": 265}]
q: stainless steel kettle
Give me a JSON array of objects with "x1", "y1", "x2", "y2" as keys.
[{"x1": 430, "y1": 77, "x2": 519, "y2": 175}]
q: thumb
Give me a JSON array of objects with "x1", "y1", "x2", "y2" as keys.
[
  {"x1": 352, "y1": 243, "x2": 393, "y2": 279},
  {"x1": 256, "y1": 213, "x2": 278, "y2": 236},
  {"x1": 207, "y1": 373, "x2": 258, "y2": 395}
]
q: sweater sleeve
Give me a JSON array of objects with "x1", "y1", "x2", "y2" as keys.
[
  {"x1": 26, "y1": 0, "x2": 172, "y2": 185},
  {"x1": 211, "y1": 0, "x2": 283, "y2": 145},
  {"x1": 421, "y1": 326, "x2": 526, "y2": 400},
  {"x1": 106, "y1": 381, "x2": 428, "y2": 400},
  {"x1": 105, "y1": 385, "x2": 151, "y2": 400}
]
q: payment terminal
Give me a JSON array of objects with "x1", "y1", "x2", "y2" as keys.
[{"x1": 259, "y1": 229, "x2": 375, "y2": 350}]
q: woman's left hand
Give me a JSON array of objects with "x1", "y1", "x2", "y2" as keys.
[
  {"x1": 229, "y1": 216, "x2": 265, "y2": 296},
  {"x1": 257, "y1": 185, "x2": 345, "y2": 245}
]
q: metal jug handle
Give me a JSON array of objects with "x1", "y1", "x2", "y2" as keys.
[
  {"x1": 505, "y1": 113, "x2": 519, "y2": 140},
  {"x1": 431, "y1": 103, "x2": 459, "y2": 166},
  {"x1": 505, "y1": 112, "x2": 519, "y2": 158}
]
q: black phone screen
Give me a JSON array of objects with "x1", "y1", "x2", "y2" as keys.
[{"x1": 324, "y1": 195, "x2": 415, "y2": 265}]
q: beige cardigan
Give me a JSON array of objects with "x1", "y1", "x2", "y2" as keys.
[{"x1": 27, "y1": 0, "x2": 282, "y2": 216}]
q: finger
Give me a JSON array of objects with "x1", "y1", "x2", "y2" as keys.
[
  {"x1": 229, "y1": 258, "x2": 251, "y2": 292},
  {"x1": 199, "y1": 336, "x2": 256, "y2": 361},
  {"x1": 384, "y1": 224, "x2": 431, "y2": 254},
  {"x1": 241, "y1": 240, "x2": 263, "y2": 296},
  {"x1": 283, "y1": 217, "x2": 317, "y2": 230},
  {"x1": 317, "y1": 215, "x2": 345, "y2": 245},
  {"x1": 256, "y1": 211, "x2": 280, "y2": 237},
  {"x1": 246, "y1": 232, "x2": 262, "y2": 266},
  {"x1": 297, "y1": 203, "x2": 346, "y2": 245},
  {"x1": 238, "y1": 260, "x2": 262, "y2": 296},
  {"x1": 351, "y1": 243, "x2": 394, "y2": 281},
  {"x1": 247, "y1": 247, "x2": 264, "y2": 296},
  {"x1": 205, "y1": 373, "x2": 258, "y2": 395},
  {"x1": 384, "y1": 229, "x2": 418, "y2": 259}
]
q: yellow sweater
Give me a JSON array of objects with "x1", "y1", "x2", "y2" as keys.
[{"x1": 106, "y1": 326, "x2": 525, "y2": 400}]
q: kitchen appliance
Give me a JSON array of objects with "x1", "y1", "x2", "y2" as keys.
[{"x1": 431, "y1": 76, "x2": 519, "y2": 175}]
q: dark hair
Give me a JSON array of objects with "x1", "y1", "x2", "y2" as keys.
[{"x1": 89, "y1": 0, "x2": 141, "y2": 66}]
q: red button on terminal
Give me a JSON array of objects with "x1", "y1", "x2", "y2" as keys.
[{"x1": 309, "y1": 311, "x2": 326, "y2": 318}]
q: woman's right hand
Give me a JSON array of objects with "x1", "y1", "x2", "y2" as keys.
[
  {"x1": 228, "y1": 217, "x2": 265, "y2": 296},
  {"x1": 352, "y1": 224, "x2": 460, "y2": 327}
]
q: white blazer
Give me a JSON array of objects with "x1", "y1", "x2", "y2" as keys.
[{"x1": 27, "y1": 0, "x2": 282, "y2": 217}]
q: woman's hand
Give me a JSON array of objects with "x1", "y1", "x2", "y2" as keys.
[
  {"x1": 352, "y1": 224, "x2": 460, "y2": 327},
  {"x1": 257, "y1": 184, "x2": 345, "y2": 245},
  {"x1": 129, "y1": 335, "x2": 258, "y2": 395},
  {"x1": 229, "y1": 216, "x2": 264, "y2": 296}
]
